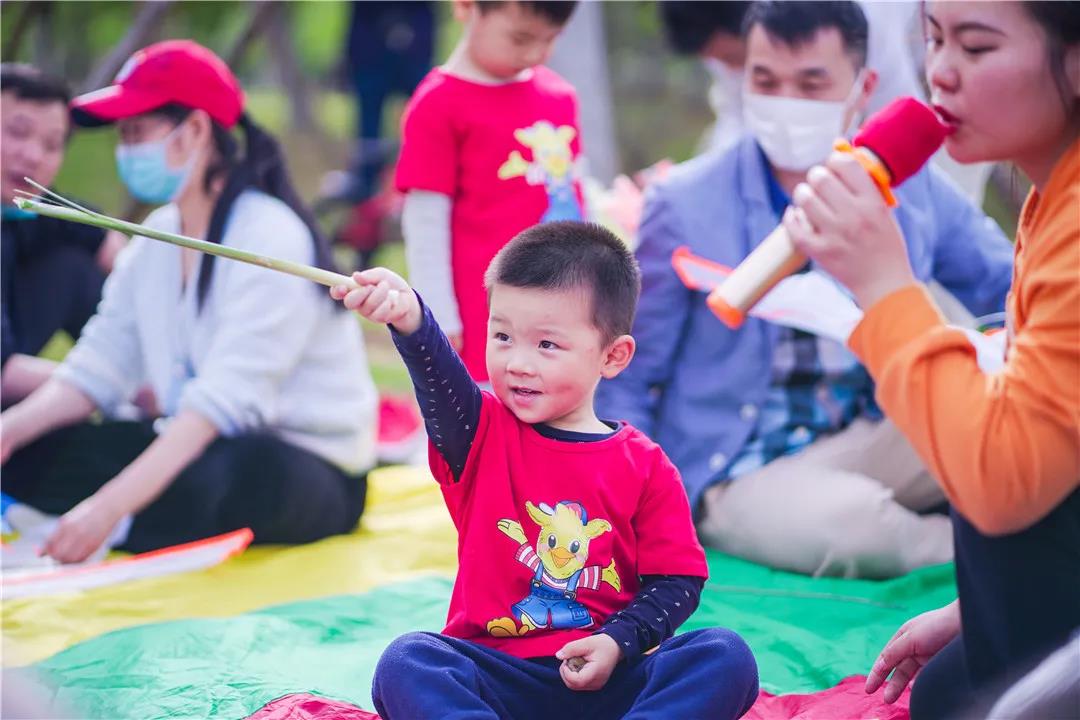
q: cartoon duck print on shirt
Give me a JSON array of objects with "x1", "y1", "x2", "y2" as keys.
[
  {"x1": 487, "y1": 500, "x2": 620, "y2": 638},
  {"x1": 497, "y1": 121, "x2": 583, "y2": 223}
]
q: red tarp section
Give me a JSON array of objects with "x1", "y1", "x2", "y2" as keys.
[{"x1": 245, "y1": 676, "x2": 909, "y2": 720}]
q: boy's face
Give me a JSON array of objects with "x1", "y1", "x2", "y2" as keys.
[
  {"x1": 486, "y1": 283, "x2": 632, "y2": 431},
  {"x1": 457, "y1": 1, "x2": 565, "y2": 79}
]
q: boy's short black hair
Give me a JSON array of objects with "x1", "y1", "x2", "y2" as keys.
[
  {"x1": 743, "y1": 1, "x2": 869, "y2": 69},
  {"x1": 485, "y1": 221, "x2": 641, "y2": 344},
  {"x1": 477, "y1": 0, "x2": 578, "y2": 26},
  {"x1": 659, "y1": 1, "x2": 751, "y2": 56},
  {"x1": 0, "y1": 63, "x2": 71, "y2": 105}
]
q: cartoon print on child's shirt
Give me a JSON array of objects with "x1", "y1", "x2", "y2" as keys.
[
  {"x1": 487, "y1": 500, "x2": 620, "y2": 638},
  {"x1": 497, "y1": 121, "x2": 583, "y2": 223}
]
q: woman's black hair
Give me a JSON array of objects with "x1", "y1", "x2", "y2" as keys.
[
  {"x1": 151, "y1": 103, "x2": 338, "y2": 311},
  {"x1": 1023, "y1": 1, "x2": 1080, "y2": 114}
]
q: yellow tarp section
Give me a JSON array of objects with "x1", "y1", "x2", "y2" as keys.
[{"x1": 1, "y1": 465, "x2": 457, "y2": 666}]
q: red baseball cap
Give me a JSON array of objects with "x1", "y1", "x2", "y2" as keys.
[{"x1": 71, "y1": 39, "x2": 245, "y2": 129}]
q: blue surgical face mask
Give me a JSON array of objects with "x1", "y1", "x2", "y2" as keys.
[{"x1": 115, "y1": 124, "x2": 195, "y2": 205}]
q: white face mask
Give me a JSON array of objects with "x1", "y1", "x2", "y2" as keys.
[
  {"x1": 703, "y1": 58, "x2": 746, "y2": 118},
  {"x1": 743, "y1": 72, "x2": 865, "y2": 171}
]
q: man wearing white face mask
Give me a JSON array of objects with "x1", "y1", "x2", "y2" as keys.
[{"x1": 597, "y1": 1, "x2": 1014, "y2": 579}]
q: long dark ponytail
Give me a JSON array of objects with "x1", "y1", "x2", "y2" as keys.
[{"x1": 153, "y1": 104, "x2": 338, "y2": 311}]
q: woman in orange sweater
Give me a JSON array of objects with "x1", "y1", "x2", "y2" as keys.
[{"x1": 782, "y1": 2, "x2": 1078, "y2": 718}]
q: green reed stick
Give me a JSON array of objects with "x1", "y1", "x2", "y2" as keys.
[{"x1": 13, "y1": 183, "x2": 357, "y2": 290}]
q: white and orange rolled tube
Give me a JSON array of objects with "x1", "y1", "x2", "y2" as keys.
[{"x1": 706, "y1": 141, "x2": 897, "y2": 329}]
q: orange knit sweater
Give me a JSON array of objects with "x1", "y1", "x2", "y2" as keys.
[{"x1": 849, "y1": 138, "x2": 1079, "y2": 535}]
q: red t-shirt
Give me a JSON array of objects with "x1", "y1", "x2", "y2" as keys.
[
  {"x1": 395, "y1": 66, "x2": 586, "y2": 381},
  {"x1": 431, "y1": 393, "x2": 709, "y2": 659}
]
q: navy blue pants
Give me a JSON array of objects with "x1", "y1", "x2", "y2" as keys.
[
  {"x1": 910, "y1": 489, "x2": 1080, "y2": 720},
  {"x1": 372, "y1": 628, "x2": 759, "y2": 720}
]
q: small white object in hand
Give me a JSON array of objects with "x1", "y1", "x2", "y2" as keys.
[{"x1": 387, "y1": 289, "x2": 400, "y2": 307}]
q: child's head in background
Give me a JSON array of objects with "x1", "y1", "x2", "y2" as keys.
[
  {"x1": 484, "y1": 221, "x2": 639, "y2": 432},
  {"x1": 451, "y1": 1, "x2": 578, "y2": 81}
]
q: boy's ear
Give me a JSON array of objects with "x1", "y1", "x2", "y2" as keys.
[{"x1": 600, "y1": 334, "x2": 636, "y2": 380}]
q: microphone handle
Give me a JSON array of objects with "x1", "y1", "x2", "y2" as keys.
[
  {"x1": 707, "y1": 226, "x2": 808, "y2": 328},
  {"x1": 706, "y1": 144, "x2": 893, "y2": 329}
]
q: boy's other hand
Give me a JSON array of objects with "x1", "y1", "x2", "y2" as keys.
[
  {"x1": 556, "y1": 634, "x2": 623, "y2": 692},
  {"x1": 331, "y1": 268, "x2": 422, "y2": 335}
]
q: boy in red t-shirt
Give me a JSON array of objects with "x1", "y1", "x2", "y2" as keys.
[
  {"x1": 331, "y1": 222, "x2": 758, "y2": 719},
  {"x1": 395, "y1": 0, "x2": 586, "y2": 383}
]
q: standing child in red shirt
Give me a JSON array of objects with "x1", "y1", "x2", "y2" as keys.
[
  {"x1": 332, "y1": 222, "x2": 759, "y2": 719},
  {"x1": 396, "y1": 0, "x2": 586, "y2": 382}
]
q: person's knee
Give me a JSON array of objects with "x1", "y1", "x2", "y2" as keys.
[
  {"x1": 814, "y1": 484, "x2": 951, "y2": 578},
  {"x1": 373, "y1": 632, "x2": 450, "y2": 690},
  {"x1": 710, "y1": 628, "x2": 757, "y2": 681},
  {"x1": 680, "y1": 628, "x2": 759, "y2": 692}
]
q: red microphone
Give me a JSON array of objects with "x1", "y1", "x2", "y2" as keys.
[{"x1": 707, "y1": 97, "x2": 949, "y2": 329}]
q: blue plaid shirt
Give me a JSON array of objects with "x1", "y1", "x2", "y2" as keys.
[{"x1": 725, "y1": 157, "x2": 878, "y2": 480}]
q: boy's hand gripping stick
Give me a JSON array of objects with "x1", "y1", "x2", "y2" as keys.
[{"x1": 707, "y1": 97, "x2": 949, "y2": 329}]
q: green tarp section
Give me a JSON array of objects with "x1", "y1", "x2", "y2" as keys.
[{"x1": 16, "y1": 553, "x2": 956, "y2": 719}]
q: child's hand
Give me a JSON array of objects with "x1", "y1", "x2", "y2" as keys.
[
  {"x1": 330, "y1": 268, "x2": 421, "y2": 335},
  {"x1": 556, "y1": 634, "x2": 623, "y2": 692}
]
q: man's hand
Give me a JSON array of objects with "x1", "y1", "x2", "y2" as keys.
[
  {"x1": 865, "y1": 600, "x2": 961, "y2": 703},
  {"x1": 42, "y1": 493, "x2": 125, "y2": 564},
  {"x1": 330, "y1": 268, "x2": 422, "y2": 335},
  {"x1": 556, "y1": 634, "x2": 623, "y2": 692}
]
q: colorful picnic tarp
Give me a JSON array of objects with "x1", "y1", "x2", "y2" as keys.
[
  {"x1": 240, "y1": 676, "x2": 912, "y2": 720},
  {"x1": 2, "y1": 466, "x2": 956, "y2": 719}
]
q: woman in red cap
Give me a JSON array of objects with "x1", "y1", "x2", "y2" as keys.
[{"x1": 0, "y1": 40, "x2": 378, "y2": 562}]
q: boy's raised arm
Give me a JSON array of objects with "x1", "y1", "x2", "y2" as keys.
[{"x1": 331, "y1": 269, "x2": 482, "y2": 481}]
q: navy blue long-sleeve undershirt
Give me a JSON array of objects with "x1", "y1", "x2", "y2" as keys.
[{"x1": 390, "y1": 295, "x2": 704, "y2": 658}]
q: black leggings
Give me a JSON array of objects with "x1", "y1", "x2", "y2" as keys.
[
  {"x1": 909, "y1": 489, "x2": 1080, "y2": 720},
  {"x1": 2, "y1": 421, "x2": 367, "y2": 552}
]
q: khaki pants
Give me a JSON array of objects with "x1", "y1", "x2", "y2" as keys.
[{"x1": 697, "y1": 418, "x2": 953, "y2": 578}]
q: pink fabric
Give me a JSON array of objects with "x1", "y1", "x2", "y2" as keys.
[
  {"x1": 244, "y1": 676, "x2": 910, "y2": 719},
  {"x1": 431, "y1": 393, "x2": 709, "y2": 659},
  {"x1": 243, "y1": 693, "x2": 380, "y2": 720},
  {"x1": 395, "y1": 66, "x2": 585, "y2": 381},
  {"x1": 745, "y1": 675, "x2": 911, "y2": 720}
]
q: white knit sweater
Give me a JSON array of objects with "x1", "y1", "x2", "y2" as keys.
[{"x1": 57, "y1": 190, "x2": 377, "y2": 473}]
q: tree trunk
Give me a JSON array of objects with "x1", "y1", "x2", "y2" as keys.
[
  {"x1": 225, "y1": 0, "x2": 276, "y2": 67},
  {"x1": 265, "y1": 3, "x2": 316, "y2": 133},
  {"x1": 3, "y1": 3, "x2": 44, "y2": 62},
  {"x1": 81, "y1": 1, "x2": 175, "y2": 93},
  {"x1": 547, "y1": 2, "x2": 619, "y2": 183}
]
